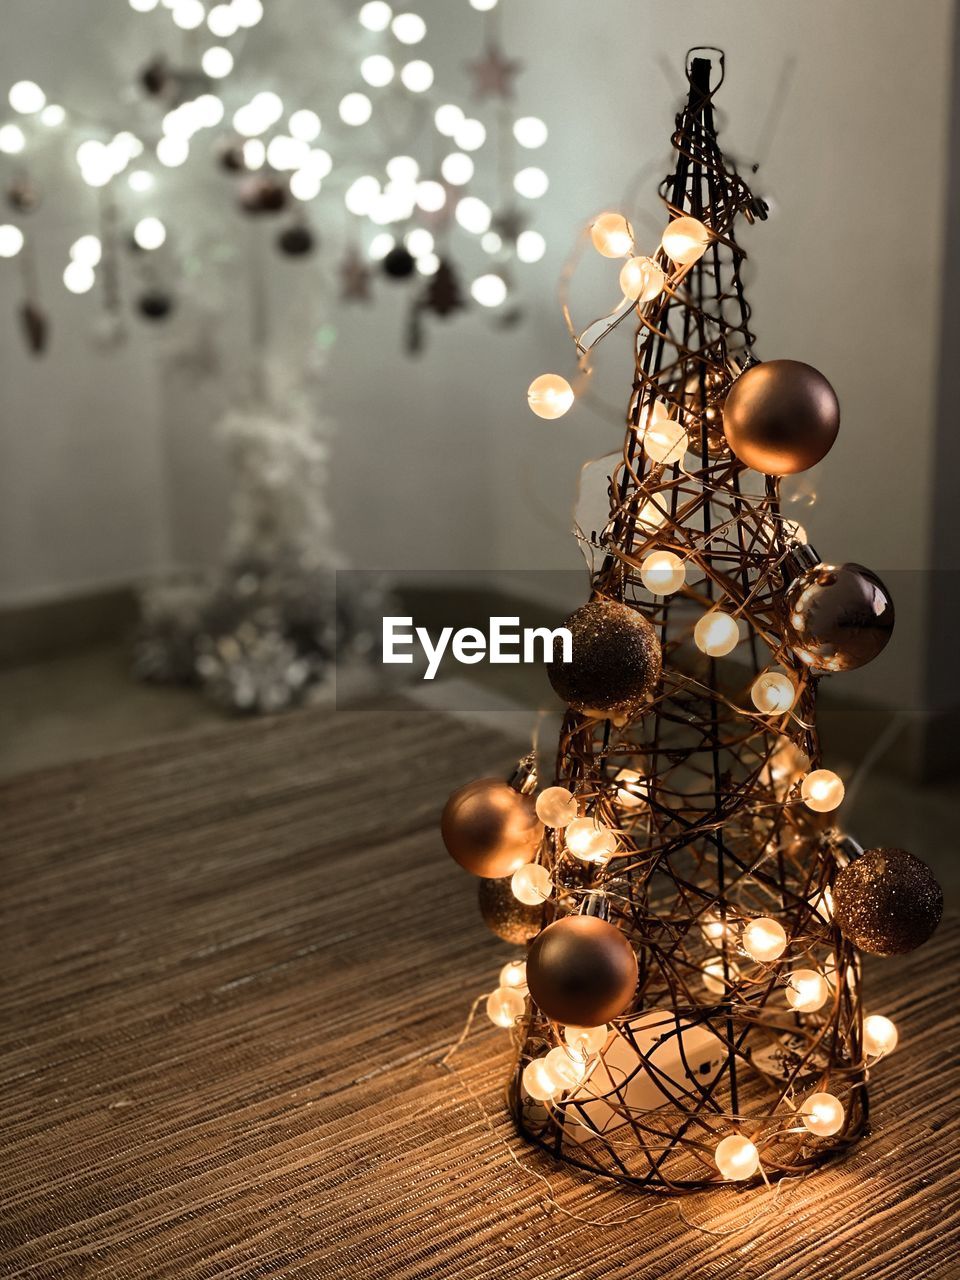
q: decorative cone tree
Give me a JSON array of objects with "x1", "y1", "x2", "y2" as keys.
[{"x1": 440, "y1": 52, "x2": 942, "y2": 1192}]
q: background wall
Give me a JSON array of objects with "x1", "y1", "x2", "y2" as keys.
[{"x1": 0, "y1": 0, "x2": 954, "y2": 726}]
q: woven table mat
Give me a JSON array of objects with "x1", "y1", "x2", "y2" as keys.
[{"x1": 0, "y1": 705, "x2": 957, "y2": 1280}]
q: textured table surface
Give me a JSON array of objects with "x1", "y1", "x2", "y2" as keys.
[{"x1": 1, "y1": 706, "x2": 958, "y2": 1280}]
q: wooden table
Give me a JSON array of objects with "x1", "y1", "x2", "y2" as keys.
[{"x1": 1, "y1": 707, "x2": 957, "y2": 1279}]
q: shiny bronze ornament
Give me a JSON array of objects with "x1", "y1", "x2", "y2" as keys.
[
  {"x1": 547, "y1": 600, "x2": 662, "y2": 718},
  {"x1": 721, "y1": 359, "x2": 840, "y2": 474},
  {"x1": 238, "y1": 175, "x2": 288, "y2": 215},
  {"x1": 526, "y1": 915, "x2": 638, "y2": 1026},
  {"x1": 680, "y1": 368, "x2": 731, "y2": 458},
  {"x1": 382, "y1": 246, "x2": 416, "y2": 279},
  {"x1": 137, "y1": 289, "x2": 175, "y2": 321},
  {"x1": 277, "y1": 224, "x2": 315, "y2": 256},
  {"x1": 478, "y1": 875, "x2": 544, "y2": 943},
  {"x1": 441, "y1": 778, "x2": 542, "y2": 878},
  {"x1": 834, "y1": 847, "x2": 942, "y2": 956},
  {"x1": 785, "y1": 562, "x2": 894, "y2": 672}
]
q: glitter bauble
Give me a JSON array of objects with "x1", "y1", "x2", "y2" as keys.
[
  {"x1": 785, "y1": 562, "x2": 894, "y2": 672},
  {"x1": 526, "y1": 916, "x2": 638, "y2": 1025},
  {"x1": 238, "y1": 175, "x2": 288, "y2": 215},
  {"x1": 137, "y1": 289, "x2": 175, "y2": 321},
  {"x1": 441, "y1": 778, "x2": 542, "y2": 879},
  {"x1": 834, "y1": 847, "x2": 942, "y2": 956},
  {"x1": 722, "y1": 360, "x2": 840, "y2": 475},
  {"x1": 382, "y1": 246, "x2": 416, "y2": 279},
  {"x1": 478, "y1": 875, "x2": 544, "y2": 944},
  {"x1": 547, "y1": 600, "x2": 662, "y2": 718},
  {"x1": 277, "y1": 225, "x2": 315, "y2": 256}
]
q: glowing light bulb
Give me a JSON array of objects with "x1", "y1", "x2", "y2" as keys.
[
  {"x1": 63, "y1": 260, "x2": 95, "y2": 294},
  {"x1": 517, "y1": 230, "x2": 545, "y2": 263},
  {"x1": 471, "y1": 273, "x2": 507, "y2": 307},
  {"x1": 544, "y1": 1045, "x2": 587, "y2": 1092},
  {"x1": 361, "y1": 54, "x2": 395, "y2": 87},
  {"x1": 40, "y1": 104, "x2": 66, "y2": 127},
  {"x1": 535, "y1": 786, "x2": 578, "y2": 828},
  {"x1": 71, "y1": 235, "x2": 102, "y2": 266},
  {"x1": 133, "y1": 216, "x2": 166, "y2": 250},
  {"x1": 590, "y1": 212, "x2": 633, "y2": 258},
  {"x1": 9, "y1": 81, "x2": 46, "y2": 114},
  {"x1": 702, "y1": 959, "x2": 735, "y2": 995},
  {"x1": 416, "y1": 180, "x2": 445, "y2": 212},
  {"x1": 359, "y1": 0, "x2": 392, "y2": 30},
  {"x1": 522, "y1": 1057, "x2": 557, "y2": 1102},
  {"x1": 450, "y1": 118, "x2": 483, "y2": 152},
  {"x1": 785, "y1": 968, "x2": 829, "y2": 1012},
  {"x1": 368, "y1": 232, "x2": 395, "y2": 260},
  {"x1": 499, "y1": 959, "x2": 527, "y2": 991},
  {"x1": 0, "y1": 125, "x2": 26, "y2": 154},
  {"x1": 470, "y1": 0, "x2": 497, "y2": 9},
  {"x1": 385, "y1": 155, "x2": 418, "y2": 185},
  {"x1": 751, "y1": 670, "x2": 797, "y2": 715},
  {"x1": 481, "y1": 231, "x2": 502, "y2": 254},
  {"x1": 694, "y1": 610, "x2": 740, "y2": 658},
  {"x1": 640, "y1": 551, "x2": 685, "y2": 596},
  {"x1": 416, "y1": 252, "x2": 440, "y2": 276},
  {"x1": 702, "y1": 913, "x2": 727, "y2": 944},
  {"x1": 620, "y1": 255, "x2": 665, "y2": 303},
  {"x1": 0, "y1": 224, "x2": 24, "y2": 257},
  {"x1": 289, "y1": 109, "x2": 321, "y2": 142},
  {"x1": 637, "y1": 499, "x2": 668, "y2": 531},
  {"x1": 527, "y1": 373, "x2": 573, "y2": 420},
  {"x1": 742, "y1": 917, "x2": 787, "y2": 963},
  {"x1": 232, "y1": 0, "x2": 264, "y2": 27},
  {"x1": 202, "y1": 46, "x2": 234, "y2": 78},
  {"x1": 156, "y1": 135, "x2": 188, "y2": 167},
  {"x1": 863, "y1": 1014, "x2": 898, "y2": 1058},
  {"x1": 643, "y1": 414, "x2": 688, "y2": 465},
  {"x1": 662, "y1": 215, "x2": 710, "y2": 266},
  {"x1": 392, "y1": 11, "x2": 426, "y2": 42},
  {"x1": 345, "y1": 175, "x2": 380, "y2": 216},
  {"x1": 172, "y1": 0, "x2": 205, "y2": 30},
  {"x1": 207, "y1": 4, "x2": 238, "y2": 36},
  {"x1": 456, "y1": 196, "x2": 491, "y2": 234},
  {"x1": 565, "y1": 817, "x2": 617, "y2": 864},
  {"x1": 801, "y1": 1092, "x2": 844, "y2": 1137},
  {"x1": 511, "y1": 863, "x2": 553, "y2": 906},
  {"x1": 513, "y1": 116, "x2": 547, "y2": 148},
  {"x1": 434, "y1": 104, "x2": 463, "y2": 137},
  {"x1": 290, "y1": 170, "x2": 321, "y2": 201},
  {"x1": 513, "y1": 167, "x2": 548, "y2": 199},
  {"x1": 615, "y1": 768, "x2": 647, "y2": 809},
  {"x1": 441, "y1": 152, "x2": 473, "y2": 185},
  {"x1": 405, "y1": 228, "x2": 434, "y2": 258},
  {"x1": 130, "y1": 0, "x2": 159, "y2": 9},
  {"x1": 801, "y1": 769, "x2": 844, "y2": 813},
  {"x1": 267, "y1": 136, "x2": 308, "y2": 170},
  {"x1": 563, "y1": 1024, "x2": 608, "y2": 1056},
  {"x1": 715, "y1": 1134, "x2": 759, "y2": 1181},
  {"x1": 400, "y1": 60, "x2": 433, "y2": 92},
  {"x1": 339, "y1": 93, "x2": 372, "y2": 126},
  {"x1": 304, "y1": 148, "x2": 332, "y2": 178},
  {"x1": 486, "y1": 985, "x2": 525, "y2": 1028},
  {"x1": 242, "y1": 139, "x2": 265, "y2": 169}
]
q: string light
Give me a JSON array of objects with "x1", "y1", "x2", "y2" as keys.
[
  {"x1": 63, "y1": 261, "x2": 95, "y2": 294},
  {"x1": 563, "y1": 1024, "x2": 608, "y2": 1056},
  {"x1": 527, "y1": 374, "x2": 573, "y2": 420},
  {"x1": 290, "y1": 170, "x2": 321, "y2": 201},
  {"x1": 434, "y1": 104, "x2": 463, "y2": 137},
  {"x1": 499, "y1": 959, "x2": 527, "y2": 991},
  {"x1": 543, "y1": 1045, "x2": 587, "y2": 1091},
  {"x1": 405, "y1": 228, "x2": 434, "y2": 258},
  {"x1": 800, "y1": 1092, "x2": 844, "y2": 1137},
  {"x1": 130, "y1": 0, "x2": 160, "y2": 9},
  {"x1": 40, "y1": 104, "x2": 66, "y2": 127},
  {"x1": 863, "y1": 1014, "x2": 898, "y2": 1057},
  {"x1": 751, "y1": 669, "x2": 797, "y2": 715},
  {"x1": 0, "y1": 224, "x2": 24, "y2": 257},
  {"x1": 516, "y1": 230, "x2": 546, "y2": 263},
  {"x1": 133, "y1": 216, "x2": 166, "y2": 250},
  {"x1": 267, "y1": 136, "x2": 308, "y2": 170},
  {"x1": 242, "y1": 139, "x2": 266, "y2": 169},
  {"x1": 156, "y1": 136, "x2": 189, "y2": 167},
  {"x1": 535, "y1": 786, "x2": 578, "y2": 828},
  {"x1": 614, "y1": 767, "x2": 647, "y2": 808},
  {"x1": 345, "y1": 175, "x2": 380, "y2": 216},
  {"x1": 564, "y1": 817, "x2": 617, "y2": 864},
  {"x1": 590, "y1": 212, "x2": 632, "y2": 257},
  {"x1": 361, "y1": 54, "x2": 395, "y2": 87},
  {"x1": 471, "y1": 274, "x2": 507, "y2": 307},
  {"x1": 800, "y1": 769, "x2": 845, "y2": 813},
  {"x1": 513, "y1": 116, "x2": 547, "y2": 148},
  {"x1": 693, "y1": 609, "x2": 740, "y2": 657},
  {"x1": 416, "y1": 252, "x2": 439, "y2": 275},
  {"x1": 392, "y1": 12, "x2": 426, "y2": 43},
  {"x1": 232, "y1": 0, "x2": 264, "y2": 27},
  {"x1": 359, "y1": 0, "x2": 392, "y2": 30},
  {"x1": 207, "y1": 4, "x2": 238, "y2": 36},
  {"x1": 486, "y1": 985, "x2": 525, "y2": 1027},
  {"x1": 514, "y1": 167, "x2": 548, "y2": 199},
  {"x1": 400, "y1": 60, "x2": 433, "y2": 92},
  {"x1": 702, "y1": 959, "x2": 738, "y2": 995},
  {"x1": 201, "y1": 47, "x2": 234, "y2": 78},
  {"x1": 9, "y1": 81, "x2": 46, "y2": 114},
  {"x1": 620, "y1": 255, "x2": 665, "y2": 302},
  {"x1": 441, "y1": 152, "x2": 473, "y2": 185},
  {"x1": 661, "y1": 215, "x2": 710, "y2": 265},
  {"x1": 511, "y1": 862, "x2": 552, "y2": 905},
  {"x1": 643, "y1": 413, "x2": 688, "y2": 465},
  {"x1": 416, "y1": 180, "x2": 445, "y2": 212},
  {"x1": 785, "y1": 968, "x2": 829, "y2": 1011},
  {"x1": 470, "y1": 0, "x2": 498, "y2": 9},
  {"x1": 639, "y1": 551, "x2": 685, "y2": 595},
  {"x1": 0, "y1": 124, "x2": 26, "y2": 154},
  {"x1": 742, "y1": 917, "x2": 787, "y2": 962},
  {"x1": 481, "y1": 231, "x2": 502, "y2": 254},
  {"x1": 456, "y1": 196, "x2": 491, "y2": 234},
  {"x1": 339, "y1": 93, "x2": 372, "y2": 126},
  {"x1": 289, "y1": 109, "x2": 321, "y2": 142},
  {"x1": 172, "y1": 0, "x2": 206, "y2": 30},
  {"x1": 70, "y1": 235, "x2": 102, "y2": 267},
  {"x1": 454, "y1": 118, "x2": 486, "y2": 151},
  {"x1": 522, "y1": 1057, "x2": 557, "y2": 1102},
  {"x1": 715, "y1": 1134, "x2": 759, "y2": 1180}
]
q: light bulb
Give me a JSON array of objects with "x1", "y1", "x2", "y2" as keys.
[
  {"x1": 715, "y1": 1134, "x2": 759, "y2": 1181},
  {"x1": 368, "y1": 232, "x2": 395, "y2": 260},
  {"x1": 785, "y1": 968, "x2": 829, "y2": 1012},
  {"x1": 694, "y1": 610, "x2": 740, "y2": 657},
  {"x1": 156, "y1": 135, "x2": 188, "y2": 167},
  {"x1": 207, "y1": 4, "x2": 238, "y2": 36},
  {"x1": 481, "y1": 231, "x2": 502, "y2": 254},
  {"x1": 345, "y1": 175, "x2": 380, "y2": 216},
  {"x1": 563, "y1": 1024, "x2": 608, "y2": 1056},
  {"x1": 232, "y1": 0, "x2": 264, "y2": 27},
  {"x1": 643, "y1": 415, "x2": 688, "y2": 465},
  {"x1": 863, "y1": 1014, "x2": 898, "y2": 1057},
  {"x1": 517, "y1": 230, "x2": 545, "y2": 263},
  {"x1": 620, "y1": 255, "x2": 665, "y2": 303},
  {"x1": 392, "y1": 11, "x2": 426, "y2": 42},
  {"x1": 386, "y1": 155, "x2": 419, "y2": 184},
  {"x1": 40, "y1": 104, "x2": 66, "y2": 127},
  {"x1": 470, "y1": 0, "x2": 497, "y2": 9},
  {"x1": 513, "y1": 116, "x2": 547, "y2": 149},
  {"x1": 522, "y1": 1057, "x2": 557, "y2": 1102},
  {"x1": 535, "y1": 786, "x2": 578, "y2": 828},
  {"x1": 0, "y1": 124, "x2": 26, "y2": 154},
  {"x1": 800, "y1": 1092, "x2": 844, "y2": 1137},
  {"x1": 359, "y1": 0, "x2": 392, "y2": 30},
  {"x1": 130, "y1": 0, "x2": 159, "y2": 9},
  {"x1": 0, "y1": 224, "x2": 24, "y2": 257},
  {"x1": 702, "y1": 959, "x2": 735, "y2": 995},
  {"x1": 243, "y1": 139, "x2": 265, "y2": 169},
  {"x1": 751, "y1": 670, "x2": 797, "y2": 715},
  {"x1": 511, "y1": 862, "x2": 552, "y2": 906},
  {"x1": 71, "y1": 234, "x2": 102, "y2": 266},
  {"x1": 133, "y1": 216, "x2": 166, "y2": 250},
  {"x1": 9, "y1": 81, "x2": 46, "y2": 115},
  {"x1": 400, "y1": 60, "x2": 433, "y2": 92},
  {"x1": 172, "y1": 0, "x2": 205, "y2": 29},
  {"x1": 486, "y1": 985, "x2": 525, "y2": 1028},
  {"x1": 637, "y1": 498, "x2": 668, "y2": 531},
  {"x1": 252, "y1": 91, "x2": 282, "y2": 123},
  {"x1": 499, "y1": 959, "x2": 527, "y2": 991},
  {"x1": 471, "y1": 273, "x2": 507, "y2": 307},
  {"x1": 434, "y1": 103, "x2": 463, "y2": 137},
  {"x1": 405, "y1": 228, "x2": 434, "y2": 258},
  {"x1": 287, "y1": 110, "x2": 321, "y2": 143},
  {"x1": 304, "y1": 148, "x2": 332, "y2": 178},
  {"x1": 543, "y1": 1045, "x2": 587, "y2": 1092},
  {"x1": 455, "y1": 118, "x2": 486, "y2": 151},
  {"x1": 339, "y1": 93, "x2": 372, "y2": 126},
  {"x1": 640, "y1": 551, "x2": 685, "y2": 595},
  {"x1": 514, "y1": 167, "x2": 548, "y2": 199},
  {"x1": 441, "y1": 152, "x2": 473, "y2": 185},
  {"x1": 290, "y1": 170, "x2": 321, "y2": 201},
  {"x1": 742, "y1": 917, "x2": 787, "y2": 963},
  {"x1": 701, "y1": 913, "x2": 728, "y2": 944},
  {"x1": 590, "y1": 212, "x2": 633, "y2": 258},
  {"x1": 267, "y1": 136, "x2": 308, "y2": 170},
  {"x1": 614, "y1": 767, "x2": 647, "y2": 809},
  {"x1": 564, "y1": 817, "x2": 617, "y2": 864},
  {"x1": 361, "y1": 54, "x2": 395, "y2": 87},
  {"x1": 416, "y1": 180, "x2": 446, "y2": 212},
  {"x1": 662, "y1": 215, "x2": 710, "y2": 266},
  {"x1": 456, "y1": 196, "x2": 491, "y2": 234},
  {"x1": 63, "y1": 260, "x2": 95, "y2": 294},
  {"x1": 527, "y1": 374, "x2": 573, "y2": 420},
  {"x1": 202, "y1": 46, "x2": 233, "y2": 78},
  {"x1": 801, "y1": 769, "x2": 844, "y2": 813},
  {"x1": 414, "y1": 252, "x2": 437, "y2": 275}
]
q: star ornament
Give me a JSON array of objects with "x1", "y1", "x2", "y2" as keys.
[{"x1": 466, "y1": 43, "x2": 523, "y2": 100}]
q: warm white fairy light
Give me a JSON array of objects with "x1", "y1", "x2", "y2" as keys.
[
  {"x1": 345, "y1": 175, "x2": 380, "y2": 216},
  {"x1": 400, "y1": 60, "x2": 433, "y2": 92},
  {"x1": 643, "y1": 413, "x2": 688, "y2": 465},
  {"x1": 563, "y1": 1024, "x2": 608, "y2": 1056},
  {"x1": 715, "y1": 1134, "x2": 759, "y2": 1180},
  {"x1": 514, "y1": 166, "x2": 548, "y2": 199},
  {"x1": 701, "y1": 912, "x2": 728, "y2": 944},
  {"x1": 405, "y1": 228, "x2": 434, "y2": 258},
  {"x1": 535, "y1": 786, "x2": 578, "y2": 828},
  {"x1": 130, "y1": 0, "x2": 160, "y2": 10},
  {"x1": 742, "y1": 917, "x2": 787, "y2": 963},
  {"x1": 416, "y1": 179, "x2": 446, "y2": 212},
  {"x1": 661, "y1": 215, "x2": 710, "y2": 266},
  {"x1": 207, "y1": 3, "x2": 238, "y2": 35},
  {"x1": 751, "y1": 670, "x2": 797, "y2": 715},
  {"x1": 620, "y1": 255, "x2": 665, "y2": 303},
  {"x1": 156, "y1": 135, "x2": 189, "y2": 167},
  {"x1": 434, "y1": 103, "x2": 463, "y2": 137},
  {"x1": 71, "y1": 235, "x2": 102, "y2": 267},
  {"x1": 800, "y1": 1092, "x2": 844, "y2": 1137},
  {"x1": 40, "y1": 104, "x2": 66, "y2": 127},
  {"x1": 702, "y1": 959, "x2": 735, "y2": 995},
  {"x1": 242, "y1": 138, "x2": 265, "y2": 169},
  {"x1": 304, "y1": 148, "x2": 332, "y2": 178},
  {"x1": 516, "y1": 230, "x2": 545, "y2": 263},
  {"x1": 9, "y1": 81, "x2": 46, "y2": 114},
  {"x1": 133, "y1": 216, "x2": 166, "y2": 250},
  {"x1": 639, "y1": 550, "x2": 685, "y2": 595},
  {"x1": 590, "y1": 212, "x2": 633, "y2": 258},
  {"x1": 441, "y1": 152, "x2": 473, "y2": 185},
  {"x1": 392, "y1": 11, "x2": 426, "y2": 42},
  {"x1": 193, "y1": 96, "x2": 223, "y2": 128},
  {"x1": 385, "y1": 155, "x2": 418, "y2": 185},
  {"x1": 0, "y1": 225, "x2": 24, "y2": 257},
  {"x1": 416, "y1": 252, "x2": 439, "y2": 275},
  {"x1": 564, "y1": 817, "x2": 617, "y2": 864},
  {"x1": 785, "y1": 968, "x2": 829, "y2": 1012},
  {"x1": 470, "y1": 0, "x2": 498, "y2": 9},
  {"x1": 202, "y1": 46, "x2": 234, "y2": 78},
  {"x1": 339, "y1": 93, "x2": 372, "y2": 126},
  {"x1": 514, "y1": 116, "x2": 547, "y2": 148},
  {"x1": 455, "y1": 119, "x2": 486, "y2": 152},
  {"x1": 232, "y1": 0, "x2": 264, "y2": 27},
  {"x1": 0, "y1": 124, "x2": 26, "y2": 154},
  {"x1": 527, "y1": 374, "x2": 573, "y2": 420},
  {"x1": 471, "y1": 273, "x2": 507, "y2": 307},
  {"x1": 481, "y1": 231, "x2": 502, "y2": 254},
  {"x1": 511, "y1": 862, "x2": 552, "y2": 906},
  {"x1": 290, "y1": 170, "x2": 321, "y2": 201},
  {"x1": 543, "y1": 1045, "x2": 587, "y2": 1091},
  {"x1": 172, "y1": 0, "x2": 206, "y2": 29},
  {"x1": 694, "y1": 610, "x2": 740, "y2": 657},
  {"x1": 361, "y1": 54, "x2": 395, "y2": 87},
  {"x1": 368, "y1": 232, "x2": 395, "y2": 260},
  {"x1": 801, "y1": 769, "x2": 844, "y2": 813},
  {"x1": 486, "y1": 985, "x2": 525, "y2": 1028},
  {"x1": 359, "y1": 0, "x2": 392, "y2": 30},
  {"x1": 63, "y1": 260, "x2": 95, "y2": 294},
  {"x1": 499, "y1": 959, "x2": 527, "y2": 991},
  {"x1": 267, "y1": 136, "x2": 308, "y2": 170},
  {"x1": 614, "y1": 767, "x2": 647, "y2": 809},
  {"x1": 456, "y1": 196, "x2": 491, "y2": 234},
  {"x1": 522, "y1": 1057, "x2": 557, "y2": 1102},
  {"x1": 288, "y1": 109, "x2": 321, "y2": 142},
  {"x1": 863, "y1": 1014, "x2": 898, "y2": 1058}
]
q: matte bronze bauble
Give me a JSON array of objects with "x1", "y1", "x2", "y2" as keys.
[
  {"x1": 238, "y1": 175, "x2": 288, "y2": 215},
  {"x1": 277, "y1": 225, "x2": 315, "y2": 256},
  {"x1": 382, "y1": 246, "x2": 416, "y2": 279},
  {"x1": 478, "y1": 875, "x2": 544, "y2": 944},
  {"x1": 218, "y1": 142, "x2": 246, "y2": 173},
  {"x1": 785, "y1": 562, "x2": 894, "y2": 672},
  {"x1": 441, "y1": 778, "x2": 542, "y2": 878},
  {"x1": 526, "y1": 915, "x2": 638, "y2": 1025},
  {"x1": 137, "y1": 289, "x2": 175, "y2": 320},
  {"x1": 834, "y1": 847, "x2": 942, "y2": 956},
  {"x1": 722, "y1": 359, "x2": 840, "y2": 475},
  {"x1": 547, "y1": 600, "x2": 662, "y2": 718}
]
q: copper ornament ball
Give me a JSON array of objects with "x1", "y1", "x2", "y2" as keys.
[
  {"x1": 441, "y1": 778, "x2": 542, "y2": 879},
  {"x1": 478, "y1": 875, "x2": 545, "y2": 944},
  {"x1": 722, "y1": 359, "x2": 840, "y2": 475},
  {"x1": 547, "y1": 600, "x2": 662, "y2": 718},
  {"x1": 526, "y1": 915, "x2": 638, "y2": 1026},
  {"x1": 785, "y1": 562, "x2": 894, "y2": 672},
  {"x1": 833, "y1": 847, "x2": 942, "y2": 956}
]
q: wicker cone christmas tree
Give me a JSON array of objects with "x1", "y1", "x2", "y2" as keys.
[{"x1": 440, "y1": 53, "x2": 942, "y2": 1192}]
